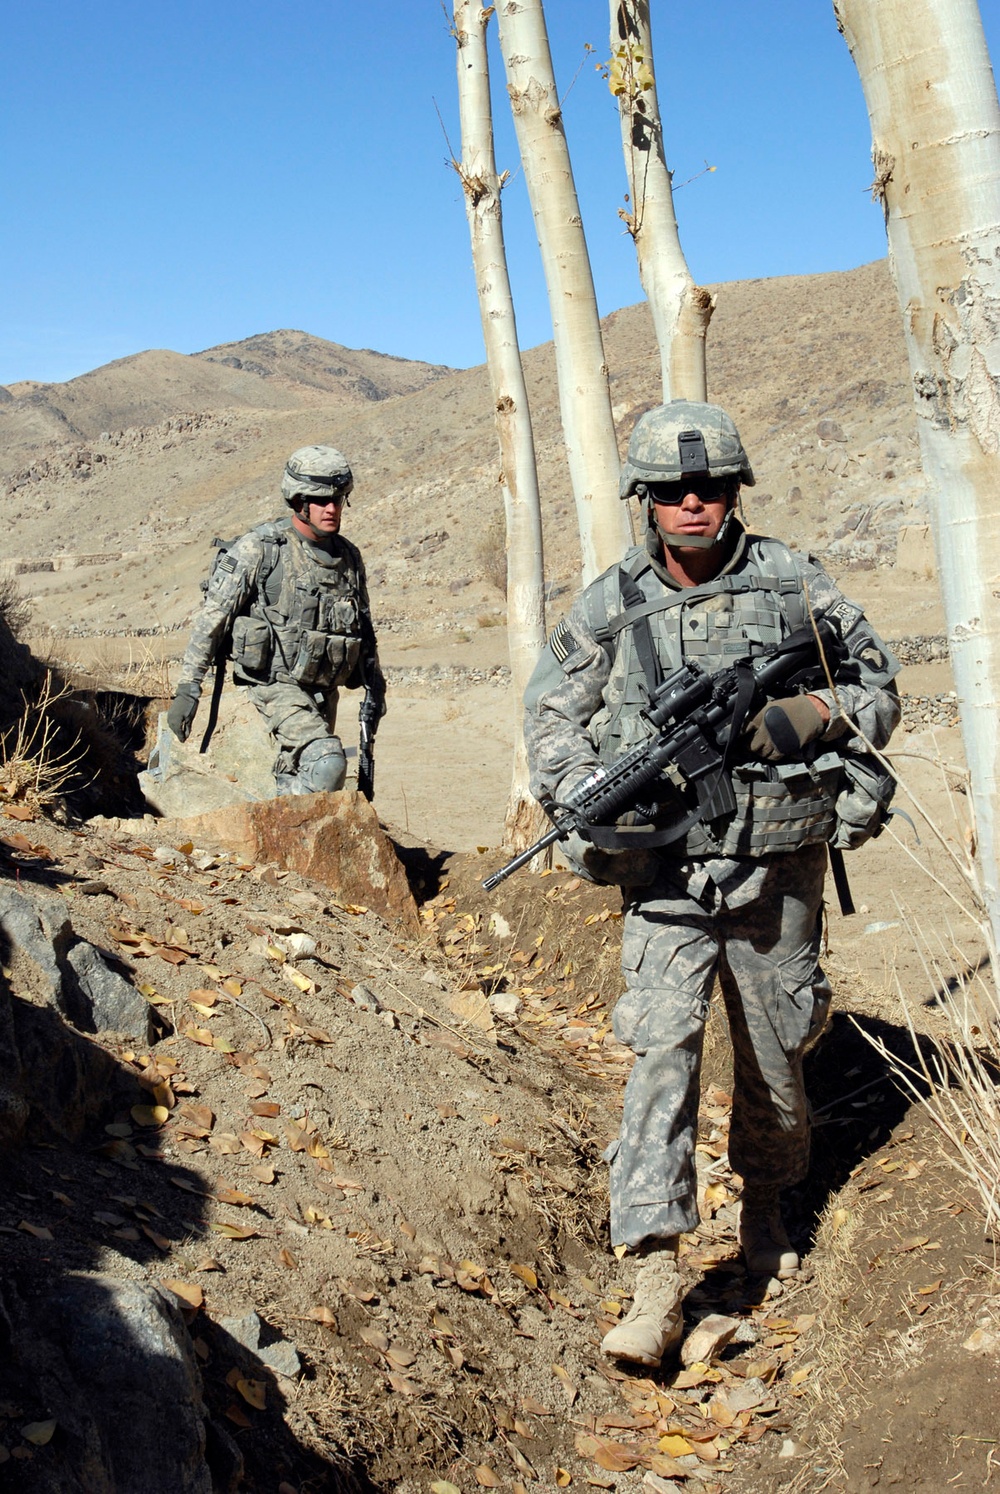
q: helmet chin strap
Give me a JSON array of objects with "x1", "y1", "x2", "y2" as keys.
[
  {"x1": 648, "y1": 501, "x2": 738, "y2": 551},
  {"x1": 294, "y1": 499, "x2": 333, "y2": 542}
]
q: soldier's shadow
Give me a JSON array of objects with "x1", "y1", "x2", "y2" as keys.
[{"x1": 796, "y1": 1007, "x2": 933, "y2": 1243}]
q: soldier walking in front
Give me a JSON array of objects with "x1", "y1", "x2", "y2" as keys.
[
  {"x1": 167, "y1": 445, "x2": 384, "y2": 795},
  {"x1": 523, "y1": 402, "x2": 901, "y2": 1367}
]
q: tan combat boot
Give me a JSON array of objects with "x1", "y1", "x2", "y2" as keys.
[
  {"x1": 739, "y1": 1187, "x2": 800, "y2": 1278},
  {"x1": 601, "y1": 1242, "x2": 684, "y2": 1367}
]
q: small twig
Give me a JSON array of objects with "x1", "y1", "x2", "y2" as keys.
[
  {"x1": 380, "y1": 976, "x2": 495, "y2": 1057},
  {"x1": 216, "y1": 990, "x2": 271, "y2": 1046}
]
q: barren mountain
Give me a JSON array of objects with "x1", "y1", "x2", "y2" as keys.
[
  {"x1": 4, "y1": 260, "x2": 935, "y2": 646},
  {"x1": 0, "y1": 332, "x2": 451, "y2": 472}
]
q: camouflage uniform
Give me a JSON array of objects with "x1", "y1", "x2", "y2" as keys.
[
  {"x1": 524, "y1": 524, "x2": 900, "y2": 1250},
  {"x1": 177, "y1": 515, "x2": 381, "y2": 794}
]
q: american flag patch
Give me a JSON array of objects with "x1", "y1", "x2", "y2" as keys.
[{"x1": 549, "y1": 618, "x2": 578, "y2": 664}]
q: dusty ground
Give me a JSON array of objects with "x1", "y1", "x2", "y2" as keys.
[
  {"x1": 1, "y1": 674, "x2": 996, "y2": 1492},
  {"x1": 2, "y1": 261, "x2": 998, "y2": 1490}
]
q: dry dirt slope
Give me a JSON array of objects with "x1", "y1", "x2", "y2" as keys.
[{"x1": 1, "y1": 780, "x2": 997, "y2": 1493}]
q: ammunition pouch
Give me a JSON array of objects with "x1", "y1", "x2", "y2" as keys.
[
  {"x1": 230, "y1": 614, "x2": 273, "y2": 677},
  {"x1": 830, "y1": 749, "x2": 896, "y2": 850}
]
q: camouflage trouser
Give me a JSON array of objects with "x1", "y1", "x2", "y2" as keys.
[
  {"x1": 606, "y1": 844, "x2": 831, "y2": 1250},
  {"x1": 245, "y1": 680, "x2": 346, "y2": 794}
]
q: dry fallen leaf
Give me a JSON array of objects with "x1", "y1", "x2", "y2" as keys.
[
  {"x1": 209, "y1": 1222, "x2": 260, "y2": 1240},
  {"x1": 214, "y1": 1187, "x2": 255, "y2": 1208},
  {"x1": 430, "y1": 1483, "x2": 461, "y2": 1494},
  {"x1": 18, "y1": 1221, "x2": 54, "y2": 1241},
  {"x1": 160, "y1": 1279, "x2": 204, "y2": 1309},
  {"x1": 236, "y1": 1378, "x2": 266, "y2": 1410},
  {"x1": 511, "y1": 1262, "x2": 538, "y2": 1289},
  {"x1": 21, "y1": 1420, "x2": 56, "y2": 1446},
  {"x1": 306, "y1": 1305, "x2": 338, "y2": 1329},
  {"x1": 474, "y1": 1468, "x2": 501, "y2": 1488},
  {"x1": 387, "y1": 1371, "x2": 421, "y2": 1396},
  {"x1": 283, "y1": 966, "x2": 314, "y2": 994},
  {"x1": 131, "y1": 1104, "x2": 169, "y2": 1128},
  {"x1": 658, "y1": 1434, "x2": 695, "y2": 1458}
]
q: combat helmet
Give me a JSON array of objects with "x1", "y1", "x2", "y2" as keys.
[
  {"x1": 619, "y1": 401, "x2": 753, "y2": 551},
  {"x1": 281, "y1": 445, "x2": 354, "y2": 507}
]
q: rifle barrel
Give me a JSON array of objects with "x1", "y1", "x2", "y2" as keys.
[{"x1": 481, "y1": 824, "x2": 564, "y2": 892}]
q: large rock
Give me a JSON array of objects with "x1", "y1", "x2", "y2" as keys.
[
  {"x1": 159, "y1": 790, "x2": 419, "y2": 932},
  {"x1": 0, "y1": 1274, "x2": 236, "y2": 1493},
  {"x1": 65, "y1": 939, "x2": 156, "y2": 1041},
  {"x1": 0, "y1": 885, "x2": 130, "y2": 1144},
  {"x1": 140, "y1": 689, "x2": 274, "y2": 817}
]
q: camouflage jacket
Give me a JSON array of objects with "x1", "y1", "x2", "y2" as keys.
[
  {"x1": 178, "y1": 517, "x2": 382, "y2": 697},
  {"x1": 524, "y1": 525, "x2": 901, "y2": 862}
]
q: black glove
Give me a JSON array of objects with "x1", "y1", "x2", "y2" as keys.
[
  {"x1": 167, "y1": 683, "x2": 200, "y2": 743},
  {"x1": 747, "y1": 695, "x2": 826, "y2": 761}
]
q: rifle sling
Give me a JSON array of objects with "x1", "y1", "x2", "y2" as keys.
[{"x1": 199, "y1": 652, "x2": 227, "y2": 754}]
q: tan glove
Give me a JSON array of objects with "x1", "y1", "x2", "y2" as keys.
[{"x1": 747, "y1": 695, "x2": 826, "y2": 761}]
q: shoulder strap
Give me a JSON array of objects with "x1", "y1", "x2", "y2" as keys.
[
  {"x1": 582, "y1": 548, "x2": 651, "y2": 647},
  {"x1": 604, "y1": 543, "x2": 808, "y2": 639},
  {"x1": 248, "y1": 521, "x2": 287, "y2": 600},
  {"x1": 746, "y1": 535, "x2": 807, "y2": 630},
  {"x1": 618, "y1": 568, "x2": 661, "y2": 696}
]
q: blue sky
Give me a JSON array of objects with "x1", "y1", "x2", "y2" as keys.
[{"x1": 3, "y1": 1, "x2": 997, "y2": 386}]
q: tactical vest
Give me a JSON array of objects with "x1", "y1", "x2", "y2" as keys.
[
  {"x1": 581, "y1": 537, "x2": 843, "y2": 857},
  {"x1": 229, "y1": 520, "x2": 364, "y2": 691}
]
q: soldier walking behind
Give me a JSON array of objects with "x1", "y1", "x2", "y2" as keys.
[
  {"x1": 167, "y1": 445, "x2": 384, "y2": 795},
  {"x1": 524, "y1": 402, "x2": 900, "y2": 1367}
]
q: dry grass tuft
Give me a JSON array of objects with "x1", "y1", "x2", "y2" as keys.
[
  {"x1": 0, "y1": 571, "x2": 33, "y2": 640},
  {"x1": 0, "y1": 672, "x2": 87, "y2": 811},
  {"x1": 68, "y1": 638, "x2": 172, "y2": 701}
]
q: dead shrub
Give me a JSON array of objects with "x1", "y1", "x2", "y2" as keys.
[
  {"x1": 0, "y1": 572, "x2": 32, "y2": 640},
  {"x1": 0, "y1": 673, "x2": 87, "y2": 811},
  {"x1": 475, "y1": 510, "x2": 507, "y2": 596}
]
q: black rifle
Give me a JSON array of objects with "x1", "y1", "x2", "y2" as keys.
[
  {"x1": 356, "y1": 616, "x2": 384, "y2": 802},
  {"x1": 483, "y1": 622, "x2": 842, "y2": 893}
]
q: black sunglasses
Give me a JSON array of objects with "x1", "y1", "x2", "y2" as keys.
[{"x1": 643, "y1": 476, "x2": 736, "y2": 506}]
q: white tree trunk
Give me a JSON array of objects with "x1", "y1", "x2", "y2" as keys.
[
  {"x1": 453, "y1": 0, "x2": 549, "y2": 852},
  {"x1": 835, "y1": 0, "x2": 1000, "y2": 958},
  {"x1": 609, "y1": 0, "x2": 714, "y2": 401},
  {"x1": 496, "y1": 0, "x2": 631, "y2": 584}
]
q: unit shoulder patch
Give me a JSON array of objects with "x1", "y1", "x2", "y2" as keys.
[{"x1": 826, "y1": 599, "x2": 864, "y2": 637}]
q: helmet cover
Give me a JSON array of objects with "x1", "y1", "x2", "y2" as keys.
[
  {"x1": 281, "y1": 445, "x2": 354, "y2": 505},
  {"x1": 619, "y1": 401, "x2": 755, "y2": 498}
]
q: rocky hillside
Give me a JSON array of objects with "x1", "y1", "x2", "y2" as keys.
[
  {"x1": 2, "y1": 261, "x2": 934, "y2": 655},
  {"x1": 0, "y1": 332, "x2": 451, "y2": 472}
]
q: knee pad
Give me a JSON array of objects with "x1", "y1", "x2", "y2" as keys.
[{"x1": 296, "y1": 735, "x2": 347, "y2": 793}]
